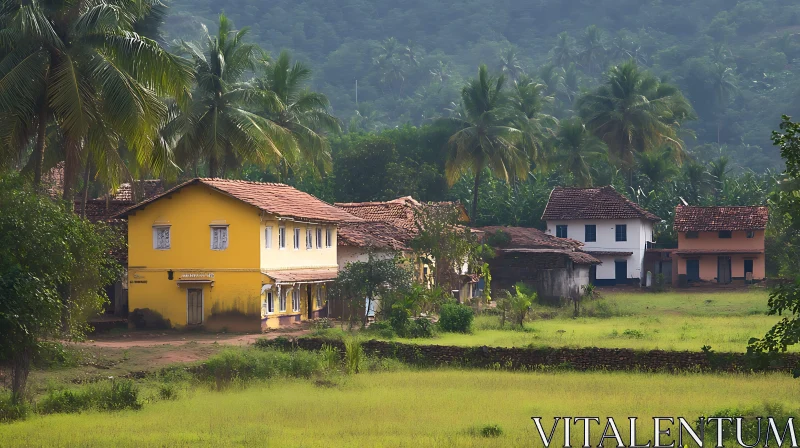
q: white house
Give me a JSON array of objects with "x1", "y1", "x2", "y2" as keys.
[{"x1": 541, "y1": 186, "x2": 660, "y2": 286}]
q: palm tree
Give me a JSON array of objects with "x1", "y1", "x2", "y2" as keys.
[
  {"x1": 682, "y1": 161, "x2": 710, "y2": 204},
  {"x1": 253, "y1": 50, "x2": 341, "y2": 176},
  {"x1": 169, "y1": 14, "x2": 295, "y2": 178},
  {"x1": 576, "y1": 61, "x2": 695, "y2": 172},
  {"x1": 635, "y1": 146, "x2": 680, "y2": 186},
  {"x1": 538, "y1": 64, "x2": 563, "y2": 96},
  {"x1": 551, "y1": 118, "x2": 606, "y2": 187},
  {"x1": 579, "y1": 25, "x2": 606, "y2": 75},
  {"x1": 511, "y1": 75, "x2": 556, "y2": 167},
  {"x1": 439, "y1": 65, "x2": 528, "y2": 219},
  {"x1": 708, "y1": 155, "x2": 730, "y2": 199},
  {"x1": 0, "y1": 0, "x2": 192, "y2": 196},
  {"x1": 710, "y1": 63, "x2": 738, "y2": 144},
  {"x1": 499, "y1": 48, "x2": 524, "y2": 82},
  {"x1": 552, "y1": 32, "x2": 574, "y2": 67}
]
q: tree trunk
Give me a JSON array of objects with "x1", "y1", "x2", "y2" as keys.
[
  {"x1": 32, "y1": 104, "x2": 49, "y2": 188},
  {"x1": 11, "y1": 346, "x2": 32, "y2": 404},
  {"x1": 80, "y1": 160, "x2": 91, "y2": 219},
  {"x1": 62, "y1": 141, "x2": 79, "y2": 206},
  {"x1": 209, "y1": 155, "x2": 218, "y2": 178},
  {"x1": 471, "y1": 169, "x2": 482, "y2": 222}
]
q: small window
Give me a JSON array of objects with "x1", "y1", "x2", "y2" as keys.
[
  {"x1": 211, "y1": 226, "x2": 229, "y2": 250},
  {"x1": 153, "y1": 226, "x2": 170, "y2": 250},
  {"x1": 585, "y1": 225, "x2": 596, "y2": 242},
  {"x1": 293, "y1": 228, "x2": 300, "y2": 249},
  {"x1": 278, "y1": 226, "x2": 286, "y2": 249},
  {"x1": 315, "y1": 285, "x2": 323, "y2": 308},
  {"x1": 615, "y1": 224, "x2": 627, "y2": 242},
  {"x1": 306, "y1": 228, "x2": 313, "y2": 250},
  {"x1": 266, "y1": 292, "x2": 274, "y2": 314},
  {"x1": 556, "y1": 225, "x2": 568, "y2": 238},
  {"x1": 325, "y1": 228, "x2": 332, "y2": 248},
  {"x1": 292, "y1": 288, "x2": 301, "y2": 312},
  {"x1": 279, "y1": 289, "x2": 287, "y2": 312},
  {"x1": 718, "y1": 231, "x2": 732, "y2": 239},
  {"x1": 316, "y1": 228, "x2": 323, "y2": 249},
  {"x1": 746, "y1": 230, "x2": 755, "y2": 239},
  {"x1": 265, "y1": 226, "x2": 272, "y2": 249},
  {"x1": 686, "y1": 231, "x2": 699, "y2": 239}
]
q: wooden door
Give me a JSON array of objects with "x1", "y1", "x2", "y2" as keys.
[
  {"x1": 187, "y1": 288, "x2": 203, "y2": 325},
  {"x1": 614, "y1": 261, "x2": 627, "y2": 284},
  {"x1": 686, "y1": 259, "x2": 700, "y2": 282},
  {"x1": 717, "y1": 257, "x2": 731, "y2": 284}
]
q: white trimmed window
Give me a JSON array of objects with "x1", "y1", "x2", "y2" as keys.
[
  {"x1": 265, "y1": 226, "x2": 272, "y2": 249},
  {"x1": 266, "y1": 292, "x2": 274, "y2": 314},
  {"x1": 315, "y1": 285, "x2": 323, "y2": 308},
  {"x1": 316, "y1": 228, "x2": 322, "y2": 249},
  {"x1": 306, "y1": 228, "x2": 313, "y2": 250},
  {"x1": 279, "y1": 226, "x2": 286, "y2": 249},
  {"x1": 279, "y1": 289, "x2": 287, "y2": 312},
  {"x1": 211, "y1": 226, "x2": 229, "y2": 250},
  {"x1": 293, "y1": 227, "x2": 300, "y2": 249},
  {"x1": 325, "y1": 228, "x2": 332, "y2": 248},
  {"x1": 153, "y1": 226, "x2": 170, "y2": 250},
  {"x1": 292, "y1": 288, "x2": 301, "y2": 312}
]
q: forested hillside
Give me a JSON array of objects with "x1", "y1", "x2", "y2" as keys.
[{"x1": 165, "y1": 0, "x2": 800, "y2": 171}]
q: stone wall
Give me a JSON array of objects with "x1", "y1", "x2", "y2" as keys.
[{"x1": 265, "y1": 337, "x2": 800, "y2": 373}]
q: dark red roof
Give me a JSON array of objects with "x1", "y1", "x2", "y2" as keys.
[
  {"x1": 337, "y1": 221, "x2": 413, "y2": 251},
  {"x1": 335, "y1": 196, "x2": 467, "y2": 233},
  {"x1": 101, "y1": 180, "x2": 165, "y2": 202},
  {"x1": 498, "y1": 248, "x2": 601, "y2": 265},
  {"x1": 542, "y1": 186, "x2": 660, "y2": 222},
  {"x1": 478, "y1": 226, "x2": 583, "y2": 250},
  {"x1": 114, "y1": 178, "x2": 361, "y2": 224},
  {"x1": 674, "y1": 205, "x2": 768, "y2": 232}
]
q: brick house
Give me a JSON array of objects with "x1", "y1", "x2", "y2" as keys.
[{"x1": 673, "y1": 205, "x2": 768, "y2": 284}]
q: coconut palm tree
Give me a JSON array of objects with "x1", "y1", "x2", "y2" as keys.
[
  {"x1": 168, "y1": 14, "x2": 296, "y2": 178},
  {"x1": 576, "y1": 61, "x2": 695, "y2": 172},
  {"x1": 635, "y1": 146, "x2": 680, "y2": 186},
  {"x1": 511, "y1": 75, "x2": 557, "y2": 167},
  {"x1": 498, "y1": 48, "x2": 524, "y2": 82},
  {"x1": 708, "y1": 155, "x2": 730, "y2": 199},
  {"x1": 0, "y1": 0, "x2": 192, "y2": 196},
  {"x1": 710, "y1": 63, "x2": 738, "y2": 144},
  {"x1": 682, "y1": 161, "x2": 710, "y2": 204},
  {"x1": 552, "y1": 32, "x2": 574, "y2": 68},
  {"x1": 551, "y1": 118, "x2": 606, "y2": 187},
  {"x1": 579, "y1": 25, "x2": 606, "y2": 75},
  {"x1": 439, "y1": 64, "x2": 528, "y2": 219},
  {"x1": 253, "y1": 50, "x2": 341, "y2": 176}
]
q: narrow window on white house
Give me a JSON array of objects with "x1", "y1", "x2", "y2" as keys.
[
  {"x1": 292, "y1": 288, "x2": 301, "y2": 312},
  {"x1": 153, "y1": 226, "x2": 171, "y2": 250},
  {"x1": 279, "y1": 289, "x2": 287, "y2": 312},
  {"x1": 615, "y1": 224, "x2": 627, "y2": 242},
  {"x1": 326, "y1": 228, "x2": 333, "y2": 248},
  {"x1": 316, "y1": 228, "x2": 323, "y2": 249},
  {"x1": 279, "y1": 226, "x2": 286, "y2": 249},
  {"x1": 265, "y1": 226, "x2": 272, "y2": 249},
  {"x1": 315, "y1": 285, "x2": 322, "y2": 308},
  {"x1": 266, "y1": 292, "x2": 274, "y2": 314},
  {"x1": 556, "y1": 225, "x2": 568, "y2": 238},
  {"x1": 306, "y1": 228, "x2": 313, "y2": 250},
  {"x1": 210, "y1": 226, "x2": 229, "y2": 250},
  {"x1": 293, "y1": 227, "x2": 300, "y2": 249}
]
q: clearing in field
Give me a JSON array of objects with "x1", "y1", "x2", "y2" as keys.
[{"x1": 1, "y1": 369, "x2": 797, "y2": 447}]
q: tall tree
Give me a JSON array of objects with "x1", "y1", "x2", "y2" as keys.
[
  {"x1": 635, "y1": 146, "x2": 680, "y2": 186},
  {"x1": 577, "y1": 61, "x2": 694, "y2": 171},
  {"x1": 440, "y1": 65, "x2": 528, "y2": 219},
  {"x1": 710, "y1": 63, "x2": 738, "y2": 144},
  {"x1": 0, "y1": 0, "x2": 192, "y2": 195},
  {"x1": 254, "y1": 50, "x2": 341, "y2": 177},
  {"x1": 579, "y1": 25, "x2": 606, "y2": 75},
  {"x1": 551, "y1": 118, "x2": 606, "y2": 187},
  {"x1": 552, "y1": 32, "x2": 574, "y2": 68},
  {"x1": 512, "y1": 75, "x2": 556, "y2": 167},
  {"x1": 170, "y1": 14, "x2": 295, "y2": 178},
  {"x1": 498, "y1": 48, "x2": 524, "y2": 82}
]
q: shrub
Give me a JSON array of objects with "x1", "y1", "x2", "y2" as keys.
[
  {"x1": 582, "y1": 298, "x2": 622, "y2": 318},
  {"x1": 320, "y1": 344, "x2": 340, "y2": 371},
  {"x1": 701, "y1": 403, "x2": 797, "y2": 445},
  {"x1": 479, "y1": 424, "x2": 503, "y2": 437},
  {"x1": 200, "y1": 348, "x2": 324, "y2": 388},
  {"x1": 407, "y1": 317, "x2": 435, "y2": 338},
  {"x1": 158, "y1": 383, "x2": 178, "y2": 401},
  {"x1": 33, "y1": 342, "x2": 79, "y2": 369},
  {"x1": 38, "y1": 379, "x2": 141, "y2": 414},
  {"x1": 387, "y1": 305, "x2": 411, "y2": 337},
  {"x1": 366, "y1": 321, "x2": 397, "y2": 339},
  {"x1": 344, "y1": 338, "x2": 364, "y2": 374},
  {"x1": 439, "y1": 303, "x2": 474, "y2": 333},
  {"x1": 0, "y1": 392, "x2": 29, "y2": 422}
]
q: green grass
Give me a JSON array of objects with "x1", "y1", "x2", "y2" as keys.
[
  {"x1": 393, "y1": 290, "x2": 788, "y2": 352},
  {"x1": 1, "y1": 369, "x2": 797, "y2": 447}
]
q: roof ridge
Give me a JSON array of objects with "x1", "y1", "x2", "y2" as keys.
[{"x1": 199, "y1": 178, "x2": 290, "y2": 187}]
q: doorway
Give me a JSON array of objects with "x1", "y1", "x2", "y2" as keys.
[
  {"x1": 717, "y1": 256, "x2": 732, "y2": 284},
  {"x1": 614, "y1": 260, "x2": 627, "y2": 284},
  {"x1": 307, "y1": 284, "x2": 313, "y2": 320},
  {"x1": 686, "y1": 259, "x2": 700, "y2": 282},
  {"x1": 589, "y1": 265, "x2": 597, "y2": 285},
  {"x1": 744, "y1": 259, "x2": 754, "y2": 282},
  {"x1": 187, "y1": 288, "x2": 203, "y2": 325}
]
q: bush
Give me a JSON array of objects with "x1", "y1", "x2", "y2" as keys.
[
  {"x1": 387, "y1": 305, "x2": 411, "y2": 337},
  {"x1": 479, "y1": 424, "x2": 503, "y2": 438},
  {"x1": 200, "y1": 348, "x2": 324, "y2": 388},
  {"x1": 38, "y1": 379, "x2": 141, "y2": 414},
  {"x1": 158, "y1": 383, "x2": 178, "y2": 401},
  {"x1": 320, "y1": 344, "x2": 340, "y2": 371},
  {"x1": 344, "y1": 338, "x2": 364, "y2": 374},
  {"x1": 0, "y1": 392, "x2": 30, "y2": 422},
  {"x1": 365, "y1": 321, "x2": 397, "y2": 339},
  {"x1": 581, "y1": 298, "x2": 622, "y2": 318},
  {"x1": 439, "y1": 303, "x2": 474, "y2": 333},
  {"x1": 407, "y1": 317, "x2": 435, "y2": 338},
  {"x1": 33, "y1": 342, "x2": 79, "y2": 369}
]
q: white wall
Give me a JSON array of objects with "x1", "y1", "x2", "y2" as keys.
[{"x1": 544, "y1": 218, "x2": 654, "y2": 281}]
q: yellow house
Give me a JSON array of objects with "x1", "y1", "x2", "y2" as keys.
[{"x1": 115, "y1": 178, "x2": 360, "y2": 331}]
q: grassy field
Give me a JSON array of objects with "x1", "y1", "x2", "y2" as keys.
[
  {"x1": 392, "y1": 290, "x2": 788, "y2": 352},
  {"x1": 2, "y1": 369, "x2": 797, "y2": 447}
]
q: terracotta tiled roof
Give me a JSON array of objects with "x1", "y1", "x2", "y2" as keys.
[
  {"x1": 74, "y1": 199, "x2": 135, "y2": 223},
  {"x1": 478, "y1": 226, "x2": 583, "y2": 250},
  {"x1": 673, "y1": 205, "x2": 768, "y2": 232},
  {"x1": 585, "y1": 250, "x2": 634, "y2": 257},
  {"x1": 335, "y1": 196, "x2": 468, "y2": 232},
  {"x1": 114, "y1": 178, "x2": 361, "y2": 224},
  {"x1": 264, "y1": 268, "x2": 338, "y2": 283},
  {"x1": 542, "y1": 186, "x2": 660, "y2": 222},
  {"x1": 101, "y1": 180, "x2": 165, "y2": 202},
  {"x1": 337, "y1": 221, "x2": 413, "y2": 251},
  {"x1": 498, "y1": 248, "x2": 601, "y2": 265}
]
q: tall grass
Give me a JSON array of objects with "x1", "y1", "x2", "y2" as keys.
[
  {"x1": 199, "y1": 348, "x2": 325, "y2": 389},
  {"x1": 344, "y1": 338, "x2": 364, "y2": 374},
  {"x1": 1, "y1": 369, "x2": 796, "y2": 447}
]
